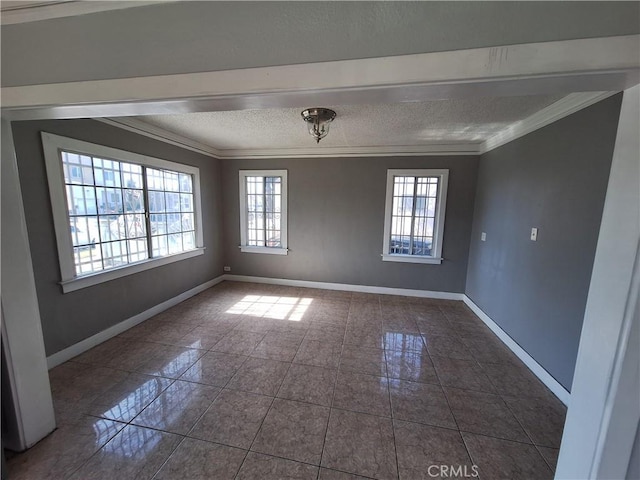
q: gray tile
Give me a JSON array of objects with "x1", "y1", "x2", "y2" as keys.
[
  {"x1": 211, "y1": 330, "x2": 265, "y2": 355},
  {"x1": 6, "y1": 416, "x2": 125, "y2": 480},
  {"x1": 423, "y1": 335, "x2": 474, "y2": 360},
  {"x1": 343, "y1": 331, "x2": 385, "y2": 350},
  {"x1": 236, "y1": 452, "x2": 319, "y2": 480},
  {"x1": 386, "y1": 350, "x2": 439, "y2": 385},
  {"x1": 340, "y1": 345, "x2": 387, "y2": 376},
  {"x1": 384, "y1": 332, "x2": 428, "y2": 354},
  {"x1": 333, "y1": 371, "x2": 391, "y2": 417},
  {"x1": 188, "y1": 388, "x2": 272, "y2": 449},
  {"x1": 86, "y1": 373, "x2": 173, "y2": 423},
  {"x1": 252, "y1": 398, "x2": 330, "y2": 464},
  {"x1": 322, "y1": 409, "x2": 397, "y2": 480},
  {"x1": 318, "y1": 468, "x2": 372, "y2": 479},
  {"x1": 51, "y1": 365, "x2": 130, "y2": 406},
  {"x1": 481, "y1": 363, "x2": 552, "y2": 398},
  {"x1": 394, "y1": 420, "x2": 474, "y2": 480},
  {"x1": 537, "y1": 446, "x2": 560, "y2": 472},
  {"x1": 294, "y1": 339, "x2": 342, "y2": 368},
  {"x1": 179, "y1": 351, "x2": 248, "y2": 387},
  {"x1": 68, "y1": 425, "x2": 182, "y2": 480},
  {"x1": 72, "y1": 336, "x2": 132, "y2": 366},
  {"x1": 250, "y1": 332, "x2": 302, "y2": 361},
  {"x1": 305, "y1": 323, "x2": 346, "y2": 343},
  {"x1": 152, "y1": 437, "x2": 246, "y2": 480},
  {"x1": 503, "y1": 395, "x2": 566, "y2": 447},
  {"x1": 136, "y1": 346, "x2": 203, "y2": 379},
  {"x1": 416, "y1": 318, "x2": 459, "y2": 337},
  {"x1": 171, "y1": 326, "x2": 227, "y2": 350},
  {"x1": 226, "y1": 357, "x2": 290, "y2": 396},
  {"x1": 278, "y1": 363, "x2": 337, "y2": 406},
  {"x1": 444, "y1": 387, "x2": 530, "y2": 443},
  {"x1": 430, "y1": 355, "x2": 496, "y2": 393},
  {"x1": 389, "y1": 379, "x2": 457, "y2": 429},
  {"x1": 132, "y1": 380, "x2": 220, "y2": 434},
  {"x1": 105, "y1": 341, "x2": 165, "y2": 371},
  {"x1": 462, "y1": 432, "x2": 553, "y2": 480},
  {"x1": 462, "y1": 336, "x2": 518, "y2": 364}
]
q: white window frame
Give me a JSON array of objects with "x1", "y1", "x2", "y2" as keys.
[
  {"x1": 42, "y1": 132, "x2": 205, "y2": 293},
  {"x1": 238, "y1": 169, "x2": 288, "y2": 255},
  {"x1": 382, "y1": 168, "x2": 449, "y2": 265}
]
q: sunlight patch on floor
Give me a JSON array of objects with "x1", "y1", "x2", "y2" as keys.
[{"x1": 226, "y1": 295, "x2": 313, "y2": 321}]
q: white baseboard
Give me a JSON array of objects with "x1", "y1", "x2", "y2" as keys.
[
  {"x1": 223, "y1": 274, "x2": 465, "y2": 301},
  {"x1": 46, "y1": 273, "x2": 571, "y2": 407},
  {"x1": 463, "y1": 295, "x2": 571, "y2": 406},
  {"x1": 46, "y1": 275, "x2": 225, "y2": 369}
]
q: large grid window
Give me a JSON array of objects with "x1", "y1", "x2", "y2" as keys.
[
  {"x1": 382, "y1": 169, "x2": 449, "y2": 265},
  {"x1": 239, "y1": 170, "x2": 288, "y2": 255},
  {"x1": 43, "y1": 133, "x2": 204, "y2": 293}
]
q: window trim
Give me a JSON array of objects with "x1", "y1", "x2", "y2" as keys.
[
  {"x1": 41, "y1": 132, "x2": 205, "y2": 293},
  {"x1": 382, "y1": 168, "x2": 449, "y2": 265},
  {"x1": 238, "y1": 169, "x2": 288, "y2": 255}
]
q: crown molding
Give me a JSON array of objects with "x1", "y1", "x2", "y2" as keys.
[
  {"x1": 1, "y1": 1, "x2": 170, "y2": 25},
  {"x1": 97, "y1": 117, "x2": 222, "y2": 158},
  {"x1": 480, "y1": 91, "x2": 618, "y2": 153},
  {"x1": 215, "y1": 144, "x2": 482, "y2": 159},
  {"x1": 100, "y1": 91, "x2": 618, "y2": 160}
]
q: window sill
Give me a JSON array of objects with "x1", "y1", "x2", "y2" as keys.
[
  {"x1": 381, "y1": 254, "x2": 443, "y2": 265},
  {"x1": 60, "y1": 247, "x2": 205, "y2": 293},
  {"x1": 239, "y1": 246, "x2": 288, "y2": 255}
]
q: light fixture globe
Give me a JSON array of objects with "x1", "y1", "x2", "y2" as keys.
[{"x1": 301, "y1": 108, "x2": 336, "y2": 143}]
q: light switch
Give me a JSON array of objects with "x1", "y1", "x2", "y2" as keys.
[
  {"x1": 481, "y1": 232, "x2": 486, "y2": 242},
  {"x1": 531, "y1": 228, "x2": 538, "y2": 241}
]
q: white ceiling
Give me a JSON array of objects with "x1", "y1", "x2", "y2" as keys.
[{"x1": 128, "y1": 94, "x2": 565, "y2": 156}]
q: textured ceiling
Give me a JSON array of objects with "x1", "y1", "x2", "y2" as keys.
[{"x1": 133, "y1": 95, "x2": 565, "y2": 152}]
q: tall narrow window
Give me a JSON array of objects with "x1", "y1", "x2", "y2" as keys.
[
  {"x1": 382, "y1": 169, "x2": 449, "y2": 264},
  {"x1": 239, "y1": 170, "x2": 288, "y2": 255},
  {"x1": 42, "y1": 132, "x2": 204, "y2": 293}
]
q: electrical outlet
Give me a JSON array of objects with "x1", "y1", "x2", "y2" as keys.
[
  {"x1": 530, "y1": 228, "x2": 538, "y2": 241},
  {"x1": 481, "y1": 232, "x2": 486, "y2": 242},
  {"x1": 223, "y1": 266, "x2": 231, "y2": 272}
]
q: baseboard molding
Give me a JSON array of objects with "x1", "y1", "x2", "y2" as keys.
[
  {"x1": 46, "y1": 275, "x2": 225, "y2": 369},
  {"x1": 223, "y1": 274, "x2": 465, "y2": 301},
  {"x1": 462, "y1": 295, "x2": 571, "y2": 405},
  {"x1": 46, "y1": 273, "x2": 571, "y2": 406}
]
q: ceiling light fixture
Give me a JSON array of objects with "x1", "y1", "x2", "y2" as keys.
[{"x1": 301, "y1": 108, "x2": 336, "y2": 143}]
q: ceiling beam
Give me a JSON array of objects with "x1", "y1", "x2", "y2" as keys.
[{"x1": 2, "y1": 35, "x2": 638, "y2": 122}]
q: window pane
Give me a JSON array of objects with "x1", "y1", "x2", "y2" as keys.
[
  {"x1": 163, "y1": 171, "x2": 180, "y2": 192},
  {"x1": 148, "y1": 191, "x2": 166, "y2": 213},
  {"x1": 179, "y1": 174, "x2": 192, "y2": 193},
  {"x1": 386, "y1": 172, "x2": 444, "y2": 258},
  {"x1": 168, "y1": 233, "x2": 183, "y2": 254},
  {"x1": 152, "y1": 235, "x2": 168, "y2": 257},
  {"x1": 147, "y1": 168, "x2": 165, "y2": 190},
  {"x1": 180, "y1": 193, "x2": 193, "y2": 212},
  {"x1": 150, "y1": 214, "x2": 167, "y2": 235},
  {"x1": 59, "y1": 147, "x2": 198, "y2": 278}
]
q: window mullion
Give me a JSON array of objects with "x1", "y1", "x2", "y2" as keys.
[
  {"x1": 409, "y1": 177, "x2": 419, "y2": 255},
  {"x1": 141, "y1": 166, "x2": 153, "y2": 258},
  {"x1": 262, "y1": 177, "x2": 267, "y2": 247}
]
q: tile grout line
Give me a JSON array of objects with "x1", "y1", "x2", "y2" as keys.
[{"x1": 380, "y1": 296, "x2": 402, "y2": 480}]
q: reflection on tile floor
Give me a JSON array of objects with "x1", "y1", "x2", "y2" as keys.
[{"x1": 7, "y1": 281, "x2": 566, "y2": 479}]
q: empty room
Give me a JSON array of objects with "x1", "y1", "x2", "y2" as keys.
[{"x1": 1, "y1": 2, "x2": 639, "y2": 479}]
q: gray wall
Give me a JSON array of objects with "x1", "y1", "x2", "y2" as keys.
[
  {"x1": 2, "y1": 2, "x2": 638, "y2": 87},
  {"x1": 222, "y1": 156, "x2": 478, "y2": 293},
  {"x1": 11, "y1": 119, "x2": 224, "y2": 356},
  {"x1": 627, "y1": 422, "x2": 640, "y2": 480},
  {"x1": 465, "y1": 94, "x2": 622, "y2": 390}
]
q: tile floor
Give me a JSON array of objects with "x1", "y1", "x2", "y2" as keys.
[{"x1": 6, "y1": 281, "x2": 566, "y2": 479}]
